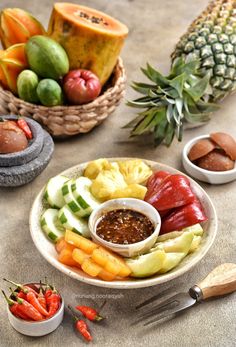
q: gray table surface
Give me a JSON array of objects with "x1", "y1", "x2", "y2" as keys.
[{"x1": 0, "y1": 0, "x2": 236, "y2": 346}]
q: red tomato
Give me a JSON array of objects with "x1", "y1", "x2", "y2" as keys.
[{"x1": 63, "y1": 69, "x2": 101, "y2": 105}]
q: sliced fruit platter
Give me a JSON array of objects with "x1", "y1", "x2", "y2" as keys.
[{"x1": 30, "y1": 158, "x2": 217, "y2": 289}]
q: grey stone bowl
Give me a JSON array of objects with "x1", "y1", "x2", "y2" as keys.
[
  {"x1": 0, "y1": 115, "x2": 44, "y2": 167},
  {"x1": 0, "y1": 130, "x2": 54, "y2": 187}
]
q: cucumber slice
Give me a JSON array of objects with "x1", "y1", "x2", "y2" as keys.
[
  {"x1": 44, "y1": 175, "x2": 68, "y2": 208},
  {"x1": 62, "y1": 180, "x2": 82, "y2": 216},
  {"x1": 58, "y1": 205, "x2": 90, "y2": 238},
  {"x1": 71, "y1": 177, "x2": 100, "y2": 217},
  {"x1": 40, "y1": 208, "x2": 64, "y2": 242}
]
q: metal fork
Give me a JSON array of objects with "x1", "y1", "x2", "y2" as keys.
[{"x1": 133, "y1": 263, "x2": 236, "y2": 326}]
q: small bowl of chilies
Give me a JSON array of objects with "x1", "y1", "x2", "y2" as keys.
[{"x1": 6, "y1": 282, "x2": 64, "y2": 337}]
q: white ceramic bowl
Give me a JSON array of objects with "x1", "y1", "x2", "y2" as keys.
[
  {"x1": 182, "y1": 135, "x2": 236, "y2": 184},
  {"x1": 7, "y1": 286, "x2": 64, "y2": 337},
  {"x1": 89, "y1": 198, "x2": 161, "y2": 257},
  {"x1": 30, "y1": 158, "x2": 218, "y2": 289}
]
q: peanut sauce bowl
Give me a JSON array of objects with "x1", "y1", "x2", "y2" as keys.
[{"x1": 89, "y1": 198, "x2": 161, "y2": 257}]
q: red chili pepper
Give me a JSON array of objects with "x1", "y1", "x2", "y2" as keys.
[
  {"x1": 15, "y1": 296, "x2": 44, "y2": 321},
  {"x1": 9, "y1": 287, "x2": 27, "y2": 301},
  {"x1": 68, "y1": 306, "x2": 92, "y2": 342},
  {"x1": 26, "y1": 291, "x2": 49, "y2": 317},
  {"x1": 46, "y1": 288, "x2": 61, "y2": 318},
  {"x1": 76, "y1": 320, "x2": 92, "y2": 342},
  {"x1": 145, "y1": 174, "x2": 195, "y2": 211},
  {"x1": 17, "y1": 118, "x2": 32, "y2": 139},
  {"x1": 75, "y1": 305, "x2": 104, "y2": 321},
  {"x1": 3, "y1": 278, "x2": 38, "y2": 296},
  {"x1": 2, "y1": 290, "x2": 30, "y2": 320},
  {"x1": 38, "y1": 281, "x2": 47, "y2": 311},
  {"x1": 160, "y1": 198, "x2": 208, "y2": 234}
]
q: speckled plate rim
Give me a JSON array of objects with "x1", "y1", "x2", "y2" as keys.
[{"x1": 29, "y1": 158, "x2": 218, "y2": 289}]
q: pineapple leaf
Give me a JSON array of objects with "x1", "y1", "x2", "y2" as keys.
[
  {"x1": 196, "y1": 100, "x2": 219, "y2": 112},
  {"x1": 122, "y1": 114, "x2": 146, "y2": 129},
  {"x1": 130, "y1": 109, "x2": 157, "y2": 136},
  {"x1": 141, "y1": 63, "x2": 169, "y2": 86},
  {"x1": 164, "y1": 122, "x2": 175, "y2": 146},
  {"x1": 169, "y1": 73, "x2": 186, "y2": 97},
  {"x1": 185, "y1": 73, "x2": 211, "y2": 101},
  {"x1": 131, "y1": 82, "x2": 157, "y2": 94},
  {"x1": 175, "y1": 98, "x2": 183, "y2": 118},
  {"x1": 154, "y1": 115, "x2": 168, "y2": 146}
]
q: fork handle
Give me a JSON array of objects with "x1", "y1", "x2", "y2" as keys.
[{"x1": 191, "y1": 263, "x2": 236, "y2": 301}]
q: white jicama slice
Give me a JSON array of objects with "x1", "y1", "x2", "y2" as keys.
[
  {"x1": 153, "y1": 232, "x2": 194, "y2": 255},
  {"x1": 61, "y1": 180, "x2": 82, "y2": 216},
  {"x1": 58, "y1": 205, "x2": 90, "y2": 238},
  {"x1": 156, "y1": 223, "x2": 204, "y2": 243},
  {"x1": 44, "y1": 175, "x2": 68, "y2": 208},
  {"x1": 40, "y1": 208, "x2": 64, "y2": 242},
  {"x1": 71, "y1": 177, "x2": 100, "y2": 217}
]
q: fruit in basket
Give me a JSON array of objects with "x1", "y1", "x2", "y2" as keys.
[
  {"x1": 17, "y1": 69, "x2": 39, "y2": 103},
  {"x1": 126, "y1": 0, "x2": 236, "y2": 146},
  {"x1": 63, "y1": 69, "x2": 101, "y2": 105},
  {"x1": 0, "y1": 43, "x2": 28, "y2": 94},
  {"x1": 25, "y1": 35, "x2": 69, "y2": 80},
  {"x1": 0, "y1": 8, "x2": 45, "y2": 49},
  {"x1": 48, "y1": 3, "x2": 128, "y2": 85},
  {"x1": 37, "y1": 79, "x2": 63, "y2": 106}
]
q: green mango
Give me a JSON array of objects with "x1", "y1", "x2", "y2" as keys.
[
  {"x1": 153, "y1": 232, "x2": 194, "y2": 254},
  {"x1": 158, "y1": 252, "x2": 185, "y2": 274},
  {"x1": 188, "y1": 236, "x2": 202, "y2": 253},
  {"x1": 126, "y1": 249, "x2": 166, "y2": 278},
  {"x1": 156, "y1": 223, "x2": 203, "y2": 243}
]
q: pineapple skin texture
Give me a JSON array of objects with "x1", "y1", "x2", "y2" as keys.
[{"x1": 172, "y1": 0, "x2": 236, "y2": 100}]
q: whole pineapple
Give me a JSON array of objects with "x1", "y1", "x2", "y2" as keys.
[{"x1": 127, "y1": 0, "x2": 236, "y2": 146}]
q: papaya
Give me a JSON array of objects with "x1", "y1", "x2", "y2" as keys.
[
  {"x1": 48, "y1": 3, "x2": 128, "y2": 85},
  {"x1": 0, "y1": 8, "x2": 45, "y2": 49},
  {"x1": 26, "y1": 35, "x2": 69, "y2": 80},
  {"x1": 0, "y1": 43, "x2": 28, "y2": 94}
]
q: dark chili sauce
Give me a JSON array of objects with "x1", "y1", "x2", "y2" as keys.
[{"x1": 96, "y1": 209, "x2": 155, "y2": 245}]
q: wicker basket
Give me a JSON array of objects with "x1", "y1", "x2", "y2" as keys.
[{"x1": 0, "y1": 57, "x2": 126, "y2": 137}]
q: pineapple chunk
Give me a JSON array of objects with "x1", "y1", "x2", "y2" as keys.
[
  {"x1": 81, "y1": 258, "x2": 103, "y2": 277},
  {"x1": 65, "y1": 229, "x2": 98, "y2": 254},
  {"x1": 118, "y1": 159, "x2": 152, "y2": 184},
  {"x1": 112, "y1": 183, "x2": 147, "y2": 200},
  {"x1": 91, "y1": 167, "x2": 127, "y2": 201},
  {"x1": 84, "y1": 159, "x2": 112, "y2": 179}
]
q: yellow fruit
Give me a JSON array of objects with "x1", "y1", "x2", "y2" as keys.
[
  {"x1": 98, "y1": 269, "x2": 116, "y2": 281},
  {"x1": 84, "y1": 159, "x2": 112, "y2": 180},
  {"x1": 72, "y1": 248, "x2": 90, "y2": 265},
  {"x1": 47, "y1": 3, "x2": 128, "y2": 85},
  {"x1": 118, "y1": 160, "x2": 152, "y2": 184},
  {"x1": 0, "y1": 43, "x2": 28, "y2": 94},
  {"x1": 81, "y1": 258, "x2": 102, "y2": 277},
  {"x1": 58, "y1": 246, "x2": 79, "y2": 267},
  {"x1": 65, "y1": 229, "x2": 98, "y2": 254},
  {"x1": 112, "y1": 183, "x2": 147, "y2": 200},
  {"x1": 92, "y1": 247, "x2": 131, "y2": 277}
]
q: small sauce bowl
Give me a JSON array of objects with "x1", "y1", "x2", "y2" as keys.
[
  {"x1": 182, "y1": 135, "x2": 236, "y2": 184},
  {"x1": 7, "y1": 283, "x2": 64, "y2": 337},
  {"x1": 89, "y1": 198, "x2": 161, "y2": 257}
]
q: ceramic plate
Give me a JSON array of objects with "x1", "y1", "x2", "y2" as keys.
[{"x1": 29, "y1": 158, "x2": 217, "y2": 289}]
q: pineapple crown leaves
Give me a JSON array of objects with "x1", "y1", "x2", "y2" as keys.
[{"x1": 125, "y1": 57, "x2": 219, "y2": 146}]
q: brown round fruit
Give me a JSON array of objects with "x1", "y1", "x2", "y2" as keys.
[
  {"x1": 197, "y1": 149, "x2": 235, "y2": 172},
  {"x1": 0, "y1": 121, "x2": 28, "y2": 154},
  {"x1": 210, "y1": 132, "x2": 236, "y2": 161},
  {"x1": 188, "y1": 138, "x2": 216, "y2": 162}
]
